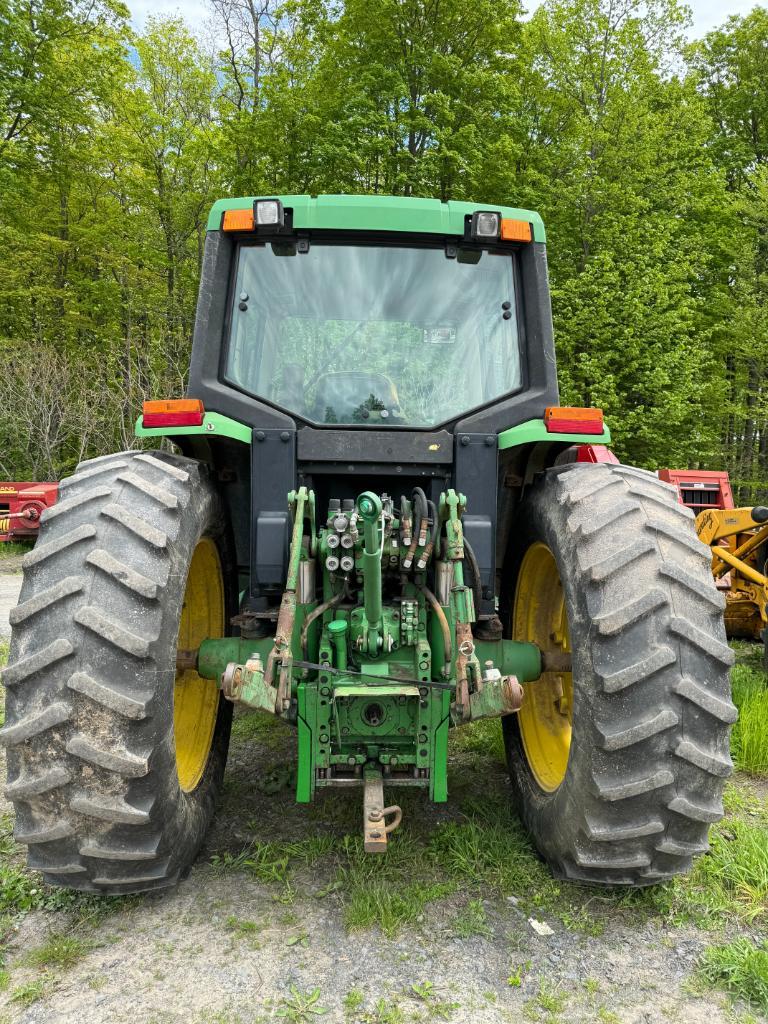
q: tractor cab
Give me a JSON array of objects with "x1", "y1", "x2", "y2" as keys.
[{"x1": 224, "y1": 213, "x2": 523, "y2": 427}]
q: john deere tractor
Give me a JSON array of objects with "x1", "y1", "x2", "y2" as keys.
[{"x1": 3, "y1": 195, "x2": 737, "y2": 893}]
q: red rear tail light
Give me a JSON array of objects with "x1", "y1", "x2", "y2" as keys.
[
  {"x1": 545, "y1": 406, "x2": 604, "y2": 434},
  {"x1": 143, "y1": 399, "x2": 205, "y2": 428}
]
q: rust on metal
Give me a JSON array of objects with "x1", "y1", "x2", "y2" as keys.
[
  {"x1": 541, "y1": 650, "x2": 573, "y2": 674},
  {"x1": 175, "y1": 648, "x2": 198, "y2": 672},
  {"x1": 363, "y1": 771, "x2": 402, "y2": 853}
]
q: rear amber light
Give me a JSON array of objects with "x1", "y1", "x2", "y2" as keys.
[
  {"x1": 501, "y1": 219, "x2": 532, "y2": 242},
  {"x1": 545, "y1": 406, "x2": 604, "y2": 434},
  {"x1": 222, "y1": 208, "x2": 255, "y2": 232},
  {"x1": 143, "y1": 399, "x2": 205, "y2": 428}
]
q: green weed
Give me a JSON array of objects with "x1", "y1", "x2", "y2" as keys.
[
  {"x1": 699, "y1": 938, "x2": 768, "y2": 1012},
  {"x1": 360, "y1": 999, "x2": 404, "y2": 1024},
  {"x1": 275, "y1": 985, "x2": 328, "y2": 1021},
  {"x1": 343, "y1": 988, "x2": 364, "y2": 1015},
  {"x1": 452, "y1": 898, "x2": 492, "y2": 938},
  {"x1": 224, "y1": 916, "x2": 264, "y2": 948},
  {"x1": 410, "y1": 980, "x2": 460, "y2": 1019},
  {"x1": 595, "y1": 1009, "x2": 620, "y2": 1024},
  {"x1": 10, "y1": 980, "x2": 45, "y2": 1006},
  {"x1": 535, "y1": 978, "x2": 567, "y2": 1014},
  {"x1": 0, "y1": 640, "x2": 8, "y2": 668},
  {"x1": 508, "y1": 961, "x2": 531, "y2": 988},
  {"x1": 24, "y1": 933, "x2": 94, "y2": 969},
  {"x1": 225, "y1": 915, "x2": 263, "y2": 935}
]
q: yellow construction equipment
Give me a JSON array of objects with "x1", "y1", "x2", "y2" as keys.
[
  {"x1": 661, "y1": 469, "x2": 768, "y2": 665},
  {"x1": 696, "y1": 504, "x2": 768, "y2": 655}
]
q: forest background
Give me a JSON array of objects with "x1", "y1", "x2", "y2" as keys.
[{"x1": 1, "y1": 0, "x2": 766, "y2": 499}]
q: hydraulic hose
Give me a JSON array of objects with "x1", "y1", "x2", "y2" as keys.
[
  {"x1": 412, "y1": 486, "x2": 428, "y2": 543},
  {"x1": 300, "y1": 590, "x2": 345, "y2": 661},
  {"x1": 419, "y1": 584, "x2": 452, "y2": 678},
  {"x1": 416, "y1": 499, "x2": 440, "y2": 570}
]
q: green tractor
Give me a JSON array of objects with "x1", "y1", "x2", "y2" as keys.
[{"x1": 3, "y1": 195, "x2": 737, "y2": 893}]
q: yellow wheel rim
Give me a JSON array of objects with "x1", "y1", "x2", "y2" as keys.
[
  {"x1": 174, "y1": 538, "x2": 225, "y2": 792},
  {"x1": 513, "y1": 542, "x2": 573, "y2": 792}
]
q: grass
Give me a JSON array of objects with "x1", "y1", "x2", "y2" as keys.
[
  {"x1": 343, "y1": 989, "x2": 364, "y2": 1016},
  {"x1": 10, "y1": 980, "x2": 45, "y2": 1006},
  {"x1": 230, "y1": 710, "x2": 294, "y2": 749},
  {"x1": 210, "y1": 770, "x2": 768, "y2": 939},
  {"x1": 449, "y1": 718, "x2": 505, "y2": 764},
  {"x1": 614, "y1": 787, "x2": 768, "y2": 928},
  {"x1": 359, "y1": 999, "x2": 404, "y2": 1024},
  {"x1": 731, "y1": 662, "x2": 768, "y2": 774},
  {"x1": 23, "y1": 933, "x2": 95, "y2": 970},
  {"x1": 535, "y1": 978, "x2": 567, "y2": 1014},
  {"x1": 410, "y1": 980, "x2": 460, "y2": 1019},
  {"x1": 699, "y1": 938, "x2": 768, "y2": 1013},
  {"x1": 452, "y1": 898, "x2": 493, "y2": 938},
  {"x1": 0, "y1": 541, "x2": 31, "y2": 560}
]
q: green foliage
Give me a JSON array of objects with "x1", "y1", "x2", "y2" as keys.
[
  {"x1": 275, "y1": 985, "x2": 328, "y2": 1021},
  {"x1": 0, "y1": 0, "x2": 765, "y2": 483},
  {"x1": 699, "y1": 938, "x2": 768, "y2": 1013}
]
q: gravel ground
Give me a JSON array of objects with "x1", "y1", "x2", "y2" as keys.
[
  {"x1": 0, "y1": 569, "x2": 762, "y2": 1024},
  {"x1": 0, "y1": 570, "x2": 22, "y2": 640}
]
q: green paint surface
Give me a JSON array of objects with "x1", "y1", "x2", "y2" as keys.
[
  {"x1": 207, "y1": 193, "x2": 546, "y2": 243},
  {"x1": 134, "y1": 410, "x2": 251, "y2": 444},
  {"x1": 498, "y1": 418, "x2": 612, "y2": 450},
  {"x1": 431, "y1": 694, "x2": 450, "y2": 803}
]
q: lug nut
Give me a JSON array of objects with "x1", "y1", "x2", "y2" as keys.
[
  {"x1": 327, "y1": 533, "x2": 340, "y2": 549},
  {"x1": 326, "y1": 555, "x2": 340, "y2": 571},
  {"x1": 340, "y1": 555, "x2": 354, "y2": 572},
  {"x1": 340, "y1": 533, "x2": 354, "y2": 549}
]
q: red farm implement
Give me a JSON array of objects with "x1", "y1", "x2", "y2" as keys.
[{"x1": 0, "y1": 482, "x2": 58, "y2": 542}]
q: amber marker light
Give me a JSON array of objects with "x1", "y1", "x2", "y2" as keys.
[
  {"x1": 143, "y1": 399, "x2": 205, "y2": 428},
  {"x1": 501, "y1": 219, "x2": 533, "y2": 242},
  {"x1": 222, "y1": 208, "x2": 255, "y2": 231},
  {"x1": 545, "y1": 406, "x2": 604, "y2": 434}
]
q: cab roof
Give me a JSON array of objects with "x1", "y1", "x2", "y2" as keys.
[{"x1": 206, "y1": 193, "x2": 546, "y2": 243}]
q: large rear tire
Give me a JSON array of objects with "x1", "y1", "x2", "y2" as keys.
[
  {"x1": 502, "y1": 463, "x2": 737, "y2": 885},
  {"x1": 1, "y1": 450, "x2": 234, "y2": 893}
]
